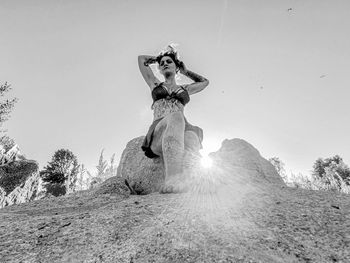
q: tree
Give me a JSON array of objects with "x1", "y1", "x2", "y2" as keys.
[
  {"x1": 104, "y1": 153, "x2": 117, "y2": 178},
  {"x1": 96, "y1": 149, "x2": 108, "y2": 177},
  {"x1": 76, "y1": 164, "x2": 87, "y2": 191},
  {"x1": 312, "y1": 155, "x2": 350, "y2": 192},
  {"x1": 87, "y1": 150, "x2": 118, "y2": 189},
  {"x1": 312, "y1": 155, "x2": 350, "y2": 183},
  {"x1": 0, "y1": 82, "x2": 18, "y2": 163},
  {"x1": 40, "y1": 149, "x2": 80, "y2": 196},
  {"x1": 75, "y1": 164, "x2": 95, "y2": 191},
  {"x1": 0, "y1": 82, "x2": 18, "y2": 130}
]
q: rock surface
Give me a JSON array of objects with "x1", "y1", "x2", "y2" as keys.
[
  {"x1": 117, "y1": 137, "x2": 284, "y2": 195},
  {"x1": 0, "y1": 143, "x2": 25, "y2": 165},
  {"x1": 117, "y1": 136, "x2": 165, "y2": 194},
  {"x1": 0, "y1": 160, "x2": 39, "y2": 208},
  {"x1": 210, "y1": 138, "x2": 285, "y2": 186},
  {"x1": 0, "y1": 139, "x2": 349, "y2": 262},
  {"x1": 92, "y1": 176, "x2": 130, "y2": 197}
]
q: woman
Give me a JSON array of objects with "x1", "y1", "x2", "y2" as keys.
[{"x1": 138, "y1": 46, "x2": 209, "y2": 193}]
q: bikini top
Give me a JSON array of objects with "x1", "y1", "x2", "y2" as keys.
[{"x1": 151, "y1": 83, "x2": 190, "y2": 106}]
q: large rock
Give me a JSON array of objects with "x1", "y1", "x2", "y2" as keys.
[
  {"x1": 0, "y1": 160, "x2": 40, "y2": 208},
  {"x1": 117, "y1": 137, "x2": 284, "y2": 195},
  {"x1": 0, "y1": 143, "x2": 24, "y2": 165},
  {"x1": 209, "y1": 138, "x2": 284, "y2": 186},
  {"x1": 117, "y1": 136, "x2": 165, "y2": 194},
  {"x1": 92, "y1": 176, "x2": 130, "y2": 196}
]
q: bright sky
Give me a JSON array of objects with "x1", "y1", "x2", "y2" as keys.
[{"x1": 1, "y1": 0, "x2": 349, "y2": 176}]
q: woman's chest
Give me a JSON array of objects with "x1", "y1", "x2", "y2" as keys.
[{"x1": 152, "y1": 84, "x2": 189, "y2": 105}]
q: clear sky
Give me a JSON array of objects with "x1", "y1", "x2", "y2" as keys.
[{"x1": 1, "y1": 0, "x2": 349, "y2": 176}]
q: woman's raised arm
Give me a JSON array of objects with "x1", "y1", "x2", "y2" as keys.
[
  {"x1": 179, "y1": 62, "x2": 209, "y2": 95},
  {"x1": 138, "y1": 55, "x2": 161, "y2": 90}
]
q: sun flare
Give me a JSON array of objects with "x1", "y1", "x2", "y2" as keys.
[
  {"x1": 200, "y1": 155, "x2": 213, "y2": 168},
  {"x1": 199, "y1": 137, "x2": 222, "y2": 169}
]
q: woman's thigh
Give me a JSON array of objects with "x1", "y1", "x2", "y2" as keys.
[{"x1": 150, "y1": 112, "x2": 185, "y2": 156}]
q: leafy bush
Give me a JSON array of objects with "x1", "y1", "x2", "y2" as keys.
[
  {"x1": 310, "y1": 155, "x2": 350, "y2": 193},
  {"x1": 269, "y1": 155, "x2": 350, "y2": 194},
  {"x1": 312, "y1": 155, "x2": 350, "y2": 185},
  {"x1": 40, "y1": 149, "x2": 79, "y2": 196},
  {"x1": 85, "y1": 150, "x2": 117, "y2": 189},
  {"x1": 45, "y1": 183, "x2": 66, "y2": 196},
  {"x1": 75, "y1": 164, "x2": 89, "y2": 191}
]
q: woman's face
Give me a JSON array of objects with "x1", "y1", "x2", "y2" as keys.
[{"x1": 159, "y1": 56, "x2": 177, "y2": 76}]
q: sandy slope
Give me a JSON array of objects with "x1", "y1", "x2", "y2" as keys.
[{"x1": 1, "y1": 174, "x2": 349, "y2": 263}]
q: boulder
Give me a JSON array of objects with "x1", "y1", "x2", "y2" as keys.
[
  {"x1": 0, "y1": 160, "x2": 40, "y2": 208},
  {"x1": 117, "y1": 137, "x2": 284, "y2": 195},
  {"x1": 209, "y1": 138, "x2": 284, "y2": 186},
  {"x1": 117, "y1": 136, "x2": 165, "y2": 194},
  {"x1": 92, "y1": 176, "x2": 130, "y2": 196}
]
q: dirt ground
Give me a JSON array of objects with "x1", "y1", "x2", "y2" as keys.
[{"x1": 1, "y1": 177, "x2": 349, "y2": 263}]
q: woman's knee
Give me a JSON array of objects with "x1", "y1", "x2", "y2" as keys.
[
  {"x1": 184, "y1": 131, "x2": 201, "y2": 152},
  {"x1": 166, "y1": 112, "x2": 185, "y2": 129}
]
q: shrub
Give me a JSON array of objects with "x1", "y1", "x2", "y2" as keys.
[
  {"x1": 85, "y1": 150, "x2": 117, "y2": 189},
  {"x1": 312, "y1": 155, "x2": 350, "y2": 185},
  {"x1": 269, "y1": 156, "x2": 350, "y2": 194},
  {"x1": 40, "y1": 149, "x2": 79, "y2": 196}
]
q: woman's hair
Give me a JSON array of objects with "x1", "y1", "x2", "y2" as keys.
[{"x1": 156, "y1": 45, "x2": 182, "y2": 72}]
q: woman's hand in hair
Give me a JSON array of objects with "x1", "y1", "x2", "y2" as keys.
[
  {"x1": 178, "y1": 61, "x2": 187, "y2": 74},
  {"x1": 144, "y1": 56, "x2": 157, "y2": 67}
]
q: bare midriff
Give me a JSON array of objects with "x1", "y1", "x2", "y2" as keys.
[{"x1": 152, "y1": 99, "x2": 184, "y2": 121}]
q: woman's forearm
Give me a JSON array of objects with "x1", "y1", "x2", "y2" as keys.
[
  {"x1": 138, "y1": 55, "x2": 152, "y2": 62},
  {"x1": 138, "y1": 55, "x2": 157, "y2": 66},
  {"x1": 182, "y1": 69, "x2": 208, "y2": 83}
]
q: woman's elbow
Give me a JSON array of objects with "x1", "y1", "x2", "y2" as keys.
[
  {"x1": 138, "y1": 55, "x2": 143, "y2": 62},
  {"x1": 199, "y1": 80, "x2": 209, "y2": 92},
  {"x1": 138, "y1": 56, "x2": 147, "y2": 68}
]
